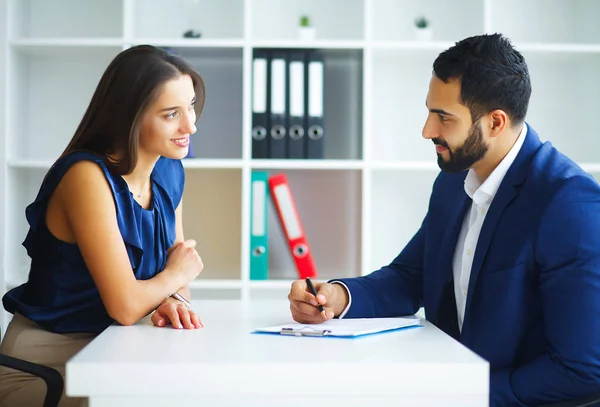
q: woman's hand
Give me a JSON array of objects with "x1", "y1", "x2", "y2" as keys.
[
  {"x1": 165, "y1": 239, "x2": 204, "y2": 284},
  {"x1": 151, "y1": 296, "x2": 203, "y2": 329}
]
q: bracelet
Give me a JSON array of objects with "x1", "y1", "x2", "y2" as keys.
[{"x1": 170, "y1": 292, "x2": 192, "y2": 309}]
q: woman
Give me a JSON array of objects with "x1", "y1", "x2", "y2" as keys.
[{"x1": 0, "y1": 45, "x2": 205, "y2": 407}]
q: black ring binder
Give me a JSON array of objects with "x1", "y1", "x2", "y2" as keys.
[
  {"x1": 308, "y1": 125, "x2": 323, "y2": 140},
  {"x1": 252, "y1": 126, "x2": 267, "y2": 140}
]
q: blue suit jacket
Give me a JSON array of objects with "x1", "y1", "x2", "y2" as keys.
[{"x1": 336, "y1": 126, "x2": 600, "y2": 406}]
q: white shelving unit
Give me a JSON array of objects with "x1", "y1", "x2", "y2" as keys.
[{"x1": 2, "y1": 0, "x2": 600, "y2": 332}]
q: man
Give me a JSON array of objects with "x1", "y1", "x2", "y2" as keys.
[{"x1": 287, "y1": 34, "x2": 600, "y2": 406}]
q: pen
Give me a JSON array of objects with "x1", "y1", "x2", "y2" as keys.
[
  {"x1": 170, "y1": 292, "x2": 192, "y2": 309},
  {"x1": 305, "y1": 277, "x2": 328, "y2": 319}
]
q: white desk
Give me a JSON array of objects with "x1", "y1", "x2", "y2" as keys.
[{"x1": 66, "y1": 300, "x2": 489, "y2": 407}]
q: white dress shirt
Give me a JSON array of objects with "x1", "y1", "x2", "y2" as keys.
[
  {"x1": 452, "y1": 122, "x2": 527, "y2": 331},
  {"x1": 335, "y1": 123, "x2": 527, "y2": 324}
]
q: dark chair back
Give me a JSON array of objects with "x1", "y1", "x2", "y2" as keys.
[{"x1": 0, "y1": 354, "x2": 64, "y2": 407}]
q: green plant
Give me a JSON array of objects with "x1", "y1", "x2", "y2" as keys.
[
  {"x1": 299, "y1": 15, "x2": 311, "y2": 27},
  {"x1": 414, "y1": 16, "x2": 429, "y2": 29}
]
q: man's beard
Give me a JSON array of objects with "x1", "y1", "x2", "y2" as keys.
[{"x1": 434, "y1": 122, "x2": 488, "y2": 173}]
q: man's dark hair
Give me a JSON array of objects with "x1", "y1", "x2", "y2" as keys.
[{"x1": 433, "y1": 33, "x2": 531, "y2": 125}]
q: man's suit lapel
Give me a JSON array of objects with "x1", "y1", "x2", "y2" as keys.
[
  {"x1": 463, "y1": 124, "x2": 542, "y2": 320},
  {"x1": 432, "y1": 193, "x2": 470, "y2": 318},
  {"x1": 464, "y1": 182, "x2": 518, "y2": 315}
]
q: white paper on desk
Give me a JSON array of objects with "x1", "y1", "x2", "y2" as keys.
[{"x1": 254, "y1": 317, "x2": 421, "y2": 337}]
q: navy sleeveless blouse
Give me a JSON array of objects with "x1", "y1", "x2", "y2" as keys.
[{"x1": 2, "y1": 152, "x2": 185, "y2": 334}]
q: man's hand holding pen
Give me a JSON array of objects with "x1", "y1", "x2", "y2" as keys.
[{"x1": 287, "y1": 278, "x2": 349, "y2": 324}]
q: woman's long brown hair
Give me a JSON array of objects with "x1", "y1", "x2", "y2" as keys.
[{"x1": 60, "y1": 45, "x2": 206, "y2": 175}]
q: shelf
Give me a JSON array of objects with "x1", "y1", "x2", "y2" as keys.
[
  {"x1": 8, "y1": 277, "x2": 246, "y2": 293},
  {"x1": 369, "y1": 161, "x2": 600, "y2": 173},
  {"x1": 11, "y1": 38, "x2": 126, "y2": 48},
  {"x1": 7, "y1": 159, "x2": 247, "y2": 170},
  {"x1": 515, "y1": 43, "x2": 600, "y2": 54},
  {"x1": 12, "y1": 39, "x2": 600, "y2": 55},
  {"x1": 580, "y1": 164, "x2": 600, "y2": 173},
  {"x1": 7, "y1": 159, "x2": 443, "y2": 173},
  {"x1": 129, "y1": 39, "x2": 245, "y2": 48},
  {"x1": 370, "y1": 161, "x2": 440, "y2": 171},
  {"x1": 370, "y1": 41, "x2": 600, "y2": 54},
  {"x1": 189, "y1": 280, "x2": 243, "y2": 290},
  {"x1": 247, "y1": 279, "x2": 344, "y2": 289},
  {"x1": 248, "y1": 280, "x2": 296, "y2": 289},
  {"x1": 251, "y1": 159, "x2": 363, "y2": 170},
  {"x1": 370, "y1": 41, "x2": 454, "y2": 51},
  {"x1": 182, "y1": 159, "x2": 244, "y2": 169},
  {"x1": 2, "y1": 0, "x2": 600, "y2": 331},
  {"x1": 250, "y1": 40, "x2": 365, "y2": 50},
  {"x1": 8, "y1": 160, "x2": 54, "y2": 169}
]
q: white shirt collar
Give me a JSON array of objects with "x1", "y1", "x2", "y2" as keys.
[{"x1": 464, "y1": 122, "x2": 528, "y2": 206}]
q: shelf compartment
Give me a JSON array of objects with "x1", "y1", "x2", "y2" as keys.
[
  {"x1": 251, "y1": 47, "x2": 363, "y2": 160},
  {"x1": 182, "y1": 169, "x2": 242, "y2": 280},
  {"x1": 489, "y1": 0, "x2": 600, "y2": 44},
  {"x1": 371, "y1": 0, "x2": 483, "y2": 42},
  {"x1": 253, "y1": 169, "x2": 362, "y2": 281},
  {"x1": 164, "y1": 46, "x2": 244, "y2": 159},
  {"x1": 4, "y1": 167, "x2": 244, "y2": 289},
  {"x1": 522, "y1": 52, "x2": 600, "y2": 163},
  {"x1": 370, "y1": 48, "x2": 439, "y2": 162},
  {"x1": 250, "y1": 0, "x2": 364, "y2": 41},
  {"x1": 369, "y1": 170, "x2": 437, "y2": 273},
  {"x1": 320, "y1": 49, "x2": 364, "y2": 160},
  {"x1": 7, "y1": 46, "x2": 122, "y2": 162},
  {"x1": 9, "y1": 0, "x2": 123, "y2": 39},
  {"x1": 131, "y1": 0, "x2": 244, "y2": 40}
]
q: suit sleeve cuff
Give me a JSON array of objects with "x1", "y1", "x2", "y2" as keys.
[{"x1": 330, "y1": 281, "x2": 352, "y2": 319}]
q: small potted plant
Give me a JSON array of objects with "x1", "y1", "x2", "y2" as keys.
[
  {"x1": 298, "y1": 14, "x2": 316, "y2": 41},
  {"x1": 414, "y1": 15, "x2": 433, "y2": 41}
]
